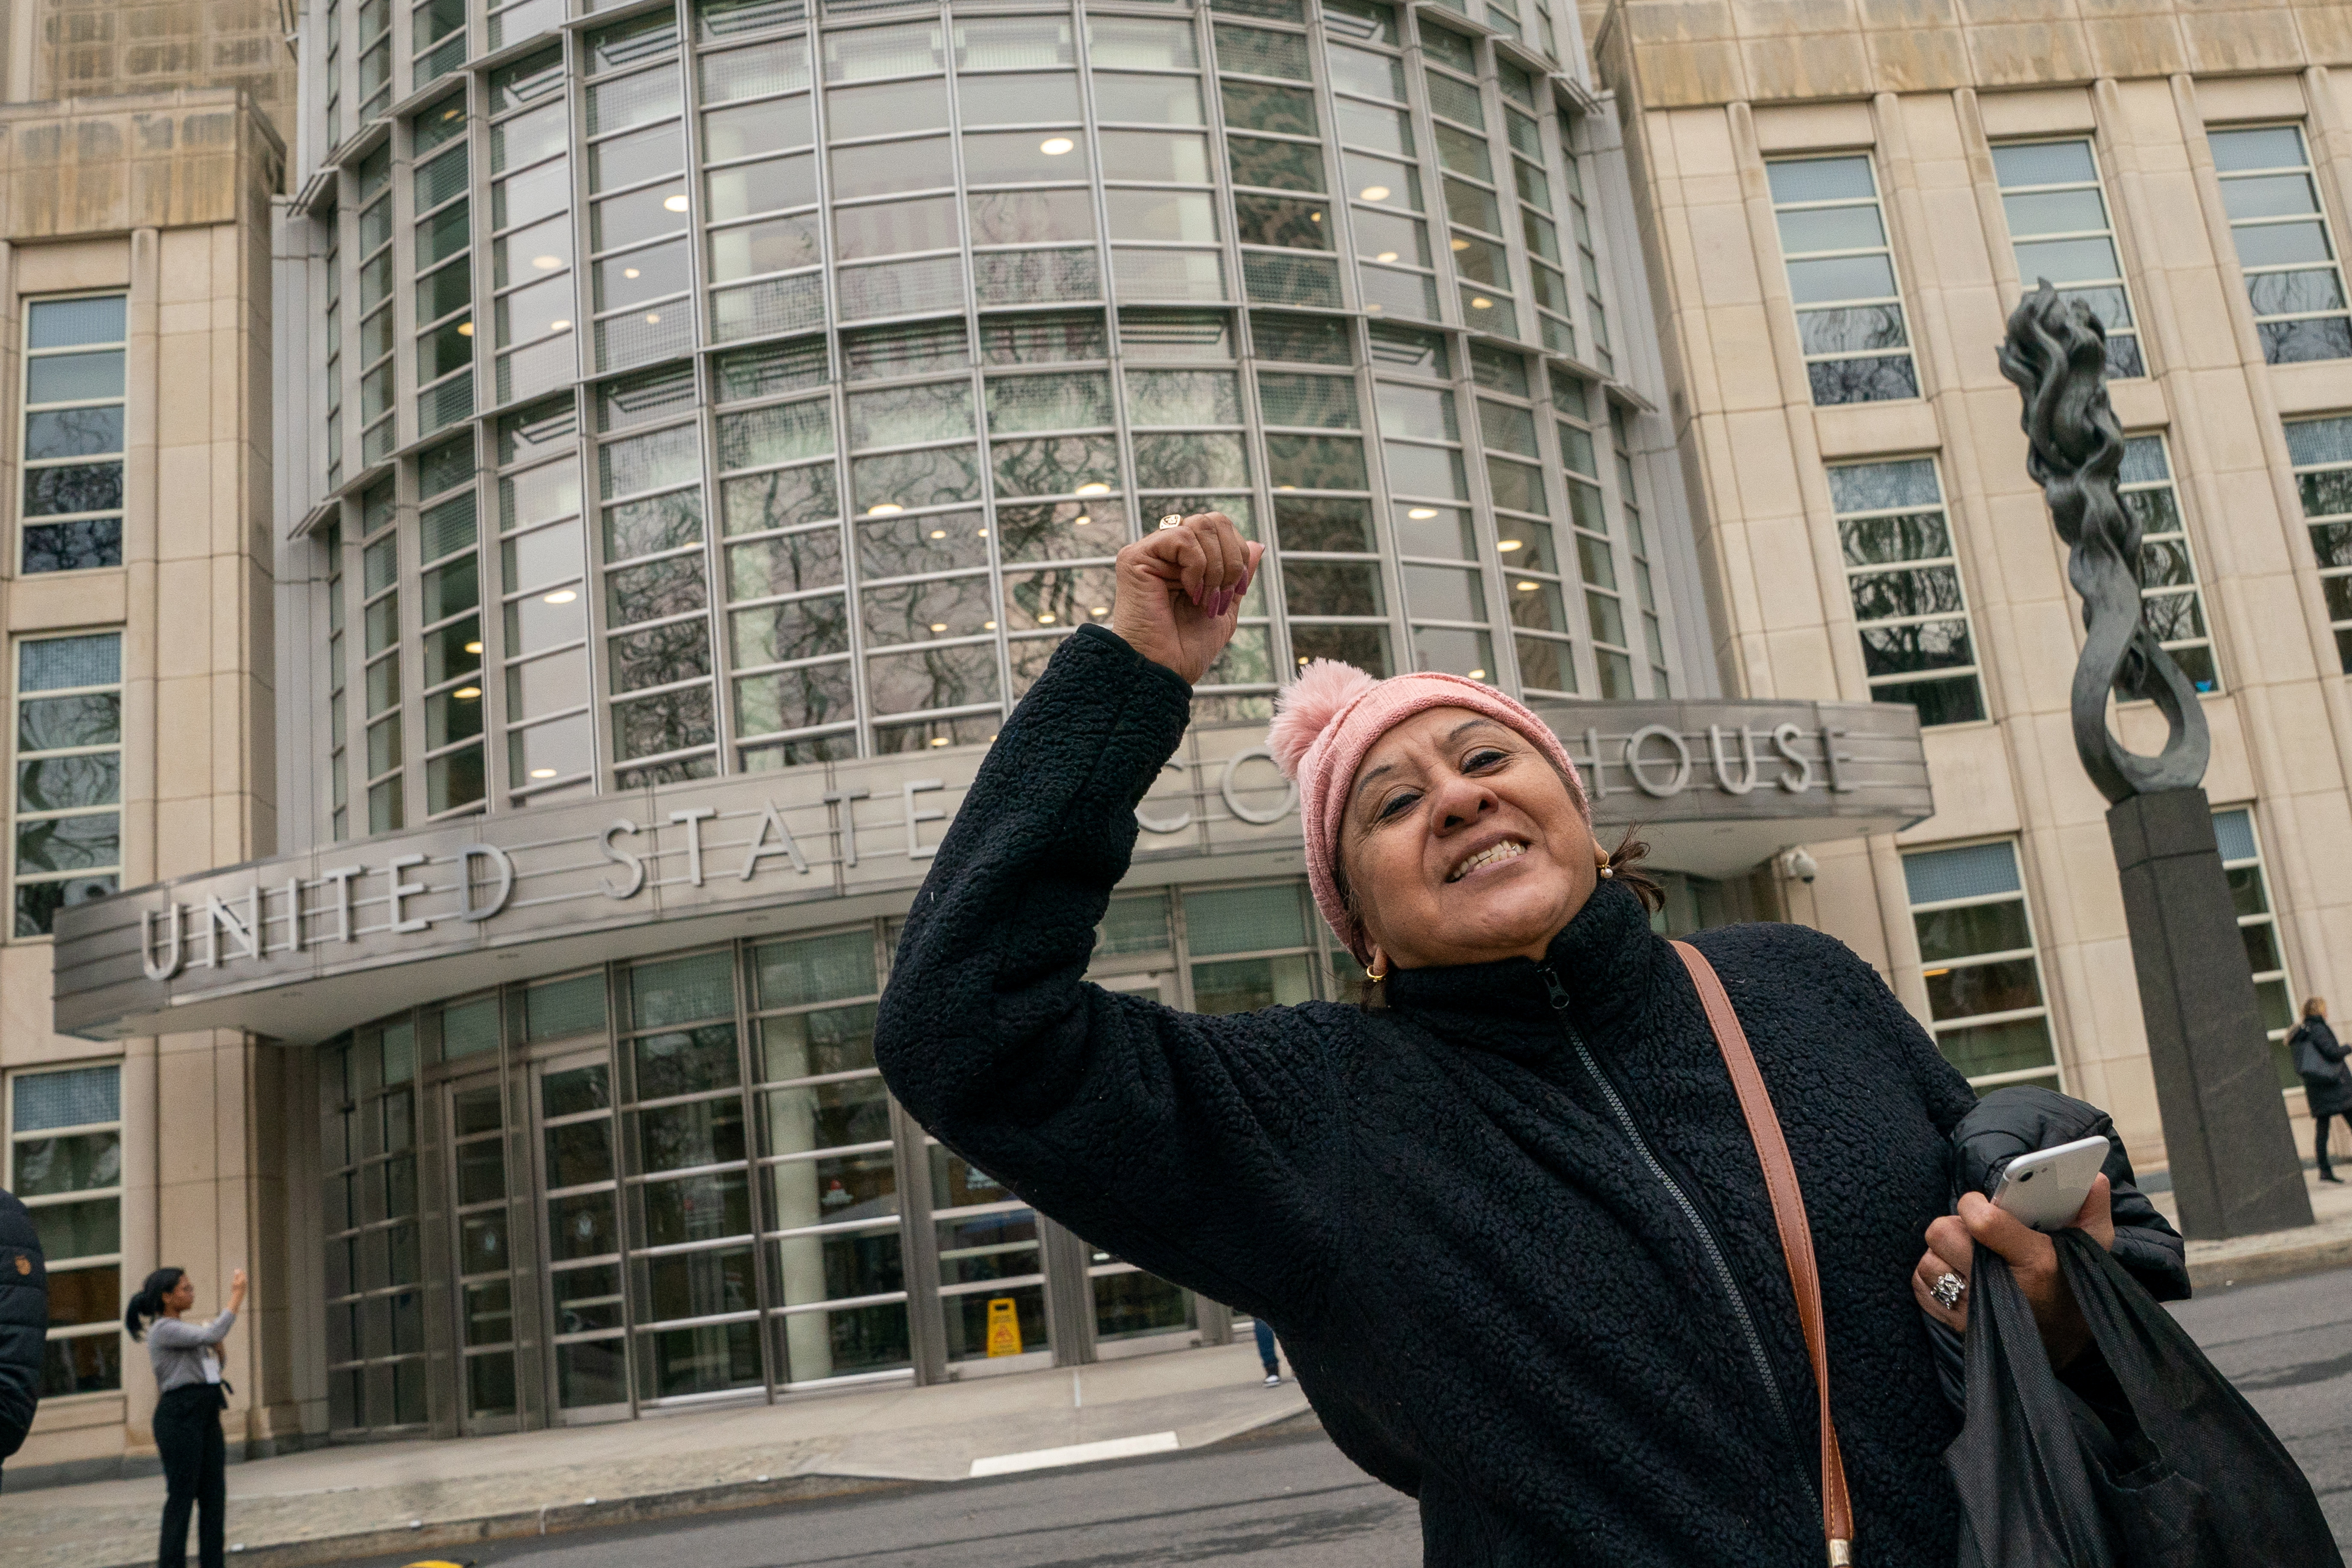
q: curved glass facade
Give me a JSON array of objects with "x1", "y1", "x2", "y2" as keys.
[{"x1": 289, "y1": 0, "x2": 1675, "y2": 837}]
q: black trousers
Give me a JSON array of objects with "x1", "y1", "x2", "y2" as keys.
[
  {"x1": 153, "y1": 1383, "x2": 226, "y2": 1568},
  {"x1": 2317, "y1": 1112, "x2": 2346, "y2": 1172}
]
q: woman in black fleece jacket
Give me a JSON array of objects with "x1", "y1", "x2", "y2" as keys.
[{"x1": 874, "y1": 513, "x2": 2177, "y2": 1565}]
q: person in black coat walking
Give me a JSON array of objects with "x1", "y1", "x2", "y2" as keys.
[
  {"x1": 0, "y1": 1186, "x2": 46, "y2": 1490},
  {"x1": 875, "y1": 513, "x2": 2183, "y2": 1566},
  {"x1": 2290, "y1": 997, "x2": 2352, "y2": 1183}
]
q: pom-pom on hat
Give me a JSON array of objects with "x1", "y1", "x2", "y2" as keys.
[{"x1": 1269, "y1": 659, "x2": 1589, "y2": 964}]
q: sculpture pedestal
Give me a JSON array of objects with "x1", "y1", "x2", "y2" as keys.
[{"x1": 2108, "y1": 788, "x2": 2314, "y2": 1240}]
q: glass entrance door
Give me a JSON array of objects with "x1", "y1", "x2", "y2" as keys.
[
  {"x1": 535, "y1": 1047, "x2": 630, "y2": 1420},
  {"x1": 447, "y1": 1069, "x2": 518, "y2": 1431}
]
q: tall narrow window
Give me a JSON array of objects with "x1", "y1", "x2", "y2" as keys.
[
  {"x1": 1613, "y1": 402, "x2": 1669, "y2": 694},
  {"x1": 1991, "y1": 140, "x2": 2143, "y2": 379},
  {"x1": 20, "y1": 295, "x2": 127, "y2": 574},
  {"x1": 8, "y1": 1063, "x2": 122, "y2": 1396},
  {"x1": 2119, "y1": 434, "x2": 2216, "y2": 693},
  {"x1": 358, "y1": 480, "x2": 404, "y2": 831},
  {"x1": 1903, "y1": 841, "x2": 2059, "y2": 1091},
  {"x1": 416, "y1": 435, "x2": 485, "y2": 814},
  {"x1": 751, "y1": 930, "x2": 911, "y2": 1385},
  {"x1": 2285, "y1": 414, "x2": 2352, "y2": 670},
  {"x1": 2213, "y1": 808, "x2": 2297, "y2": 1091},
  {"x1": 2208, "y1": 125, "x2": 2351, "y2": 365},
  {"x1": 600, "y1": 367, "x2": 719, "y2": 784},
  {"x1": 325, "y1": 522, "x2": 350, "y2": 840},
  {"x1": 1828, "y1": 458, "x2": 1984, "y2": 725},
  {"x1": 412, "y1": 92, "x2": 475, "y2": 436},
  {"x1": 1560, "y1": 113, "x2": 1608, "y2": 372},
  {"x1": 320, "y1": 1024, "x2": 430, "y2": 1432},
  {"x1": 355, "y1": 145, "x2": 399, "y2": 465},
  {"x1": 12, "y1": 632, "x2": 123, "y2": 936},
  {"x1": 1768, "y1": 157, "x2": 1918, "y2": 405}
]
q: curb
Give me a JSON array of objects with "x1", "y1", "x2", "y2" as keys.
[
  {"x1": 83, "y1": 1401, "x2": 1330, "y2": 1568},
  {"x1": 2186, "y1": 1234, "x2": 2352, "y2": 1292},
  {"x1": 90, "y1": 1473, "x2": 921, "y2": 1568}
]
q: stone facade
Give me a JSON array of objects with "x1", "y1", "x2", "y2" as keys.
[
  {"x1": 0, "y1": 4, "x2": 288, "y2": 1483},
  {"x1": 1591, "y1": 0, "x2": 2352, "y2": 1173}
]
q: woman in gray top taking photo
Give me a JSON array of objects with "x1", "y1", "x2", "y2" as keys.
[{"x1": 126, "y1": 1264, "x2": 245, "y2": 1568}]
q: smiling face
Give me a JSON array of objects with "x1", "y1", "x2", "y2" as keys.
[{"x1": 1337, "y1": 706, "x2": 1598, "y2": 971}]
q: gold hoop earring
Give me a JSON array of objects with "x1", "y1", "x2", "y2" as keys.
[{"x1": 1365, "y1": 951, "x2": 1388, "y2": 982}]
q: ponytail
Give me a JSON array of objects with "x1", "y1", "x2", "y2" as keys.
[{"x1": 124, "y1": 1267, "x2": 184, "y2": 1341}]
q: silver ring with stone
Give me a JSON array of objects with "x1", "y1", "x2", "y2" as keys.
[{"x1": 1930, "y1": 1272, "x2": 1967, "y2": 1311}]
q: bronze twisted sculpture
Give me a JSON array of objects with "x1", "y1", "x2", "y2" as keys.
[
  {"x1": 1998, "y1": 281, "x2": 2310, "y2": 1240},
  {"x1": 1997, "y1": 281, "x2": 2209, "y2": 803}
]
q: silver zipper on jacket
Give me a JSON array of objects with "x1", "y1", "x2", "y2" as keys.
[{"x1": 1537, "y1": 965, "x2": 1816, "y2": 1518}]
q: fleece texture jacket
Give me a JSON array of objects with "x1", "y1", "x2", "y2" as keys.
[{"x1": 875, "y1": 625, "x2": 2181, "y2": 1567}]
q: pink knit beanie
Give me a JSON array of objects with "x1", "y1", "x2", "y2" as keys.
[{"x1": 1266, "y1": 660, "x2": 1590, "y2": 963}]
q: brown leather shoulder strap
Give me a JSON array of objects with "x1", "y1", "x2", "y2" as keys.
[{"x1": 1670, "y1": 939, "x2": 1854, "y2": 1565}]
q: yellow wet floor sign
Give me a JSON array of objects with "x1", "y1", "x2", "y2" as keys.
[{"x1": 985, "y1": 1296, "x2": 1022, "y2": 1357}]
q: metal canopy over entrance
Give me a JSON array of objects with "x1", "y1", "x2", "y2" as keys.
[{"x1": 53, "y1": 697, "x2": 1930, "y2": 1046}]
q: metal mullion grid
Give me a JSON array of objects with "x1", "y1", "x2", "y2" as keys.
[
  {"x1": 706, "y1": 371, "x2": 849, "y2": 764},
  {"x1": 1329, "y1": 86, "x2": 1440, "y2": 315},
  {"x1": 417, "y1": 493, "x2": 492, "y2": 820},
  {"x1": 2211, "y1": 125, "x2": 2352, "y2": 335},
  {"x1": 413, "y1": 0, "x2": 472, "y2": 84},
  {"x1": 582, "y1": 68, "x2": 696, "y2": 369},
  {"x1": 485, "y1": 67, "x2": 580, "y2": 415},
  {"x1": 2288, "y1": 422, "x2": 2352, "y2": 665},
  {"x1": 1318, "y1": 2, "x2": 1427, "y2": 318},
  {"x1": 412, "y1": 201, "x2": 480, "y2": 439},
  {"x1": 1990, "y1": 141, "x2": 2143, "y2": 375},
  {"x1": 1219, "y1": 4, "x2": 1353, "y2": 318},
  {"x1": 616, "y1": 974, "x2": 759, "y2": 1342},
  {"x1": 594, "y1": 385, "x2": 714, "y2": 783},
  {"x1": 1465, "y1": 33, "x2": 1540, "y2": 342},
  {"x1": 1083, "y1": 22, "x2": 1214, "y2": 308},
  {"x1": 447, "y1": 1078, "x2": 521, "y2": 1406},
  {"x1": 1491, "y1": 373, "x2": 1576, "y2": 698},
  {"x1": 357, "y1": 178, "x2": 403, "y2": 462},
  {"x1": 938, "y1": 43, "x2": 1029, "y2": 730},
  {"x1": 1511, "y1": 92, "x2": 1572, "y2": 356},
  {"x1": 359, "y1": 0, "x2": 396, "y2": 124},
  {"x1": 1767, "y1": 158, "x2": 1912, "y2": 384},
  {"x1": 4, "y1": 1079, "x2": 123, "y2": 1371},
  {"x1": 496, "y1": 411, "x2": 598, "y2": 800},
  {"x1": 1606, "y1": 400, "x2": 1669, "y2": 693},
  {"x1": 1831, "y1": 462, "x2": 1982, "y2": 708},
  {"x1": 1531, "y1": 100, "x2": 1585, "y2": 359},
  {"x1": 687, "y1": 1, "x2": 816, "y2": 345},
  {"x1": 1395, "y1": 8, "x2": 1468, "y2": 337},
  {"x1": 1551, "y1": 390, "x2": 1634, "y2": 692},
  {"x1": 2216, "y1": 811, "x2": 2294, "y2": 1055},
  {"x1": 2118, "y1": 432, "x2": 2216, "y2": 691},
  {"x1": 1192, "y1": 1, "x2": 1260, "y2": 325},
  {"x1": 326, "y1": 523, "x2": 352, "y2": 839},
  {"x1": 1418, "y1": 37, "x2": 1517, "y2": 331},
  {"x1": 16, "y1": 295, "x2": 128, "y2": 573},
  {"x1": 1907, "y1": 878, "x2": 2059, "y2": 1090},
  {"x1": 358, "y1": 493, "x2": 408, "y2": 826},
  {"x1": 789, "y1": 37, "x2": 883, "y2": 759},
  {"x1": 535, "y1": 1045, "x2": 630, "y2": 1410}
]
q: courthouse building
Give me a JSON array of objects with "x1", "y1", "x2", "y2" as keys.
[{"x1": 11, "y1": 0, "x2": 2343, "y2": 1485}]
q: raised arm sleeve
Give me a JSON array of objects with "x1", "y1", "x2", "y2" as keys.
[
  {"x1": 149, "y1": 1309, "x2": 237, "y2": 1349},
  {"x1": 874, "y1": 626, "x2": 1351, "y2": 1322}
]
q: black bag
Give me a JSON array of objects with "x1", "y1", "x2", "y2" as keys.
[{"x1": 1947, "y1": 1228, "x2": 2342, "y2": 1568}]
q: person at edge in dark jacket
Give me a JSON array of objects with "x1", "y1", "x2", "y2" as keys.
[
  {"x1": 2289, "y1": 996, "x2": 2352, "y2": 1183},
  {"x1": 873, "y1": 511, "x2": 2184, "y2": 1566},
  {"x1": 0, "y1": 1185, "x2": 45, "y2": 1489}
]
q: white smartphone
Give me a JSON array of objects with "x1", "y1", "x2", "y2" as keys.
[{"x1": 1989, "y1": 1134, "x2": 2111, "y2": 1232}]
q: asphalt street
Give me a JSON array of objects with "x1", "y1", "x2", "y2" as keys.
[{"x1": 347, "y1": 1267, "x2": 2350, "y2": 1568}]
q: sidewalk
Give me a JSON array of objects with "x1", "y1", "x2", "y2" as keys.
[
  {"x1": 2157, "y1": 1166, "x2": 2352, "y2": 1291},
  {"x1": 6, "y1": 1339, "x2": 1310, "y2": 1568}
]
